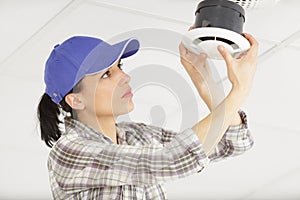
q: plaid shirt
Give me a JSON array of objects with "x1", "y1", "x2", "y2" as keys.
[{"x1": 48, "y1": 110, "x2": 253, "y2": 199}]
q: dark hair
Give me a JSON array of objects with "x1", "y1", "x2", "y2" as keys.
[{"x1": 37, "y1": 83, "x2": 81, "y2": 148}]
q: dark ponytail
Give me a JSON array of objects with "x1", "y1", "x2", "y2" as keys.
[
  {"x1": 37, "y1": 83, "x2": 81, "y2": 148},
  {"x1": 37, "y1": 94, "x2": 62, "y2": 148}
]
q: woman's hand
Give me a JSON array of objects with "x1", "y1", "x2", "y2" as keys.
[
  {"x1": 179, "y1": 25, "x2": 213, "y2": 86},
  {"x1": 217, "y1": 33, "x2": 259, "y2": 96},
  {"x1": 179, "y1": 38, "x2": 227, "y2": 115},
  {"x1": 179, "y1": 25, "x2": 223, "y2": 112},
  {"x1": 179, "y1": 42, "x2": 211, "y2": 86}
]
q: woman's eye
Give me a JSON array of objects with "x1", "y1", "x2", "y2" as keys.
[
  {"x1": 101, "y1": 71, "x2": 110, "y2": 79},
  {"x1": 101, "y1": 62, "x2": 123, "y2": 79}
]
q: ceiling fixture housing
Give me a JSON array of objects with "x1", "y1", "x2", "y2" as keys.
[{"x1": 182, "y1": 0, "x2": 250, "y2": 60}]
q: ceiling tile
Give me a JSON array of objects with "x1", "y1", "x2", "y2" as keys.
[
  {"x1": 245, "y1": 0, "x2": 300, "y2": 43},
  {"x1": 0, "y1": 0, "x2": 72, "y2": 63},
  {"x1": 290, "y1": 36, "x2": 300, "y2": 49},
  {"x1": 92, "y1": 0, "x2": 196, "y2": 24},
  {"x1": 0, "y1": 0, "x2": 190, "y2": 81},
  {"x1": 244, "y1": 47, "x2": 300, "y2": 131}
]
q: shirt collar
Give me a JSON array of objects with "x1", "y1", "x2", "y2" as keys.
[{"x1": 64, "y1": 118, "x2": 127, "y2": 145}]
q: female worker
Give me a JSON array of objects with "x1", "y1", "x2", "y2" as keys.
[{"x1": 37, "y1": 29, "x2": 258, "y2": 199}]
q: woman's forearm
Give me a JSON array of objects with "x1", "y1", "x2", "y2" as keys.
[
  {"x1": 192, "y1": 77, "x2": 223, "y2": 110},
  {"x1": 192, "y1": 78, "x2": 242, "y2": 126},
  {"x1": 192, "y1": 87, "x2": 247, "y2": 155}
]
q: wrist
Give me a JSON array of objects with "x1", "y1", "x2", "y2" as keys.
[
  {"x1": 231, "y1": 84, "x2": 250, "y2": 98},
  {"x1": 227, "y1": 88, "x2": 247, "y2": 110},
  {"x1": 230, "y1": 111, "x2": 243, "y2": 126},
  {"x1": 191, "y1": 76, "x2": 214, "y2": 88}
]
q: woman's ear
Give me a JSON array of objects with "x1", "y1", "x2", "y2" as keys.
[{"x1": 65, "y1": 93, "x2": 85, "y2": 110}]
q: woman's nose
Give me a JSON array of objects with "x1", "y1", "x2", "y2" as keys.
[{"x1": 118, "y1": 72, "x2": 131, "y2": 86}]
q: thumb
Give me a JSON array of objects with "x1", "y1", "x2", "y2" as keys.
[{"x1": 217, "y1": 45, "x2": 233, "y2": 66}]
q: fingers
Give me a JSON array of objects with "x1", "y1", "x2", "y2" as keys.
[
  {"x1": 199, "y1": 53, "x2": 207, "y2": 60},
  {"x1": 179, "y1": 41, "x2": 208, "y2": 62},
  {"x1": 179, "y1": 43, "x2": 188, "y2": 57},
  {"x1": 243, "y1": 33, "x2": 259, "y2": 57},
  {"x1": 178, "y1": 43, "x2": 193, "y2": 69},
  {"x1": 193, "y1": 53, "x2": 207, "y2": 66},
  {"x1": 188, "y1": 25, "x2": 195, "y2": 31},
  {"x1": 217, "y1": 45, "x2": 233, "y2": 65},
  {"x1": 243, "y1": 33, "x2": 259, "y2": 47}
]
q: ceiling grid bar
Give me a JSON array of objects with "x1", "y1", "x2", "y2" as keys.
[{"x1": 258, "y1": 29, "x2": 300, "y2": 63}]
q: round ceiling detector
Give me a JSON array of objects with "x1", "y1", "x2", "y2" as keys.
[{"x1": 182, "y1": 0, "x2": 250, "y2": 60}]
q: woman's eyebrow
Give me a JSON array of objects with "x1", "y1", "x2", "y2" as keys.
[
  {"x1": 99, "y1": 59, "x2": 122, "y2": 76},
  {"x1": 108, "y1": 59, "x2": 121, "y2": 70}
]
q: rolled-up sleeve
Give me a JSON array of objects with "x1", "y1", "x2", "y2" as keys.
[
  {"x1": 49, "y1": 128, "x2": 209, "y2": 194},
  {"x1": 208, "y1": 110, "x2": 254, "y2": 162},
  {"x1": 125, "y1": 110, "x2": 254, "y2": 164}
]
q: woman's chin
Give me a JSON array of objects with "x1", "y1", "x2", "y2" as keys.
[
  {"x1": 127, "y1": 101, "x2": 134, "y2": 113},
  {"x1": 118, "y1": 101, "x2": 134, "y2": 116}
]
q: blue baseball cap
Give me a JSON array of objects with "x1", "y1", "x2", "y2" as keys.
[{"x1": 44, "y1": 36, "x2": 140, "y2": 104}]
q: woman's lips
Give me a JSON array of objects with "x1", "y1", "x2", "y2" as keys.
[{"x1": 122, "y1": 89, "x2": 132, "y2": 98}]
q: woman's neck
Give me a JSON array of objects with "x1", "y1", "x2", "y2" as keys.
[{"x1": 78, "y1": 114, "x2": 118, "y2": 144}]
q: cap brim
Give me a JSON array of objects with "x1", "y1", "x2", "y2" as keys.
[
  {"x1": 97, "y1": 37, "x2": 140, "y2": 72},
  {"x1": 113, "y1": 38, "x2": 140, "y2": 60},
  {"x1": 80, "y1": 38, "x2": 140, "y2": 78}
]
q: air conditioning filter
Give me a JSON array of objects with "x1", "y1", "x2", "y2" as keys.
[
  {"x1": 228, "y1": 0, "x2": 281, "y2": 9},
  {"x1": 182, "y1": 0, "x2": 250, "y2": 60}
]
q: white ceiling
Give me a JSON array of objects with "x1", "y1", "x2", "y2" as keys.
[{"x1": 1, "y1": 0, "x2": 300, "y2": 199}]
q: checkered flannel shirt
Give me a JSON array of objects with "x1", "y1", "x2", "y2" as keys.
[{"x1": 47, "y1": 110, "x2": 253, "y2": 199}]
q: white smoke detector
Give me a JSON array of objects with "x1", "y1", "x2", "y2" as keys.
[
  {"x1": 182, "y1": 0, "x2": 252, "y2": 60},
  {"x1": 182, "y1": 27, "x2": 250, "y2": 60}
]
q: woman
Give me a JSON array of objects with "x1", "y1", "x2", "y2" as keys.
[{"x1": 37, "y1": 29, "x2": 258, "y2": 199}]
